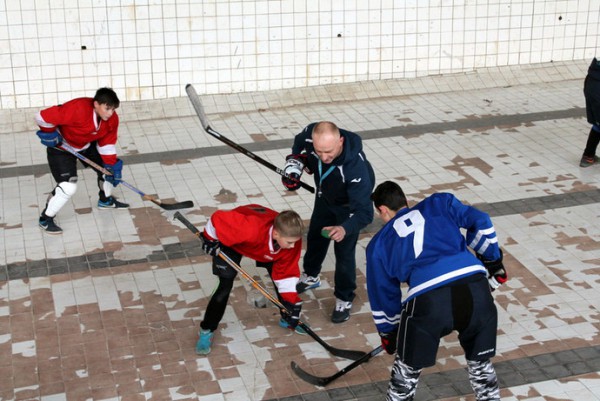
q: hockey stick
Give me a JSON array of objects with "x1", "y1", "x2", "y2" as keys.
[
  {"x1": 185, "y1": 84, "x2": 315, "y2": 194},
  {"x1": 59, "y1": 142, "x2": 194, "y2": 211},
  {"x1": 173, "y1": 211, "x2": 367, "y2": 361},
  {"x1": 291, "y1": 345, "x2": 384, "y2": 386}
]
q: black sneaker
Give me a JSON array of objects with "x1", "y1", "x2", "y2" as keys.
[
  {"x1": 331, "y1": 298, "x2": 352, "y2": 323},
  {"x1": 98, "y1": 196, "x2": 129, "y2": 209},
  {"x1": 39, "y1": 216, "x2": 62, "y2": 234}
]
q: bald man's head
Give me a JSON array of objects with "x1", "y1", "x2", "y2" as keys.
[{"x1": 312, "y1": 121, "x2": 344, "y2": 164}]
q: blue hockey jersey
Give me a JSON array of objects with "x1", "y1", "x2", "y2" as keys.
[{"x1": 366, "y1": 192, "x2": 501, "y2": 333}]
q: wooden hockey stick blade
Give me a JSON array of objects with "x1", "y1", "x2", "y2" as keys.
[
  {"x1": 185, "y1": 84, "x2": 315, "y2": 193},
  {"x1": 291, "y1": 345, "x2": 384, "y2": 386}
]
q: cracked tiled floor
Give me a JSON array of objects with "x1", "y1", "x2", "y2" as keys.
[{"x1": 1, "y1": 60, "x2": 600, "y2": 400}]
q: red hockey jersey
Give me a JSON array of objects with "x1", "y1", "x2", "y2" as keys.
[
  {"x1": 204, "y1": 204, "x2": 302, "y2": 304},
  {"x1": 36, "y1": 97, "x2": 119, "y2": 165}
]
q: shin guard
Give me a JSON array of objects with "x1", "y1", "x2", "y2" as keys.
[
  {"x1": 44, "y1": 181, "x2": 77, "y2": 217},
  {"x1": 386, "y1": 358, "x2": 421, "y2": 401},
  {"x1": 467, "y1": 359, "x2": 501, "y2": 401}
]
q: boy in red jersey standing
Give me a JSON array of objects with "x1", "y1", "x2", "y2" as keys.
[
  {"x1": 196, "y1": 204, "x2": 305, "y2": 355},
  {"x1": 35, "y1": 87, "x2": 129, "y2": 234}
]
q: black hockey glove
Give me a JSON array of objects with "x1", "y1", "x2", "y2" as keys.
[
  {"x1": 281, "y1": 154, "x2": 306, "y2": 191},
  {"x1": 379, "y1": 326, "x2": 399, "y2": 355},
  {"x1": 477, "y1": 249, "x2": 508, "y2": 291},
  {"x1": 281, "y1": 300, "x2": 303, "y2": 329},
  {"x1": 201, "y1": 232, "x2": 221, "y2": 256}
]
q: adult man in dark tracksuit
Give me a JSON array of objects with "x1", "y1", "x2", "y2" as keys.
[{"x1": 282, "y1": 121, "x2": 375, "y2": 323}]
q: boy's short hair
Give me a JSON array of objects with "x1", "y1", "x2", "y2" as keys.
[
  {"x1": 274, "y1": 210, "x2": 304, "y2": 238},
  {"x1": 371, "y1": 181, "x2": 408, "y2": 211},
  {"x1": 94, "y1": 87, "x2": 120, "y2": 108}
]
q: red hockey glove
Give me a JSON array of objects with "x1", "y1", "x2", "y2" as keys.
[
  {"x1": 478, "y1": 249, "x2": 508, "y2": 291},
  {"x1": 379, "y1": 327, "x2": 399, "y2": 355},
  {"x1": 281, "y1": 154, "x2": 306, "y2": 191}
]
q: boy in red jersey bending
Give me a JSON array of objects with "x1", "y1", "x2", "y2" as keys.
[{"x1": 196, "y1": 204, "x2": 305, "y2": 355}]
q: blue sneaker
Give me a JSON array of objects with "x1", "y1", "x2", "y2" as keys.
[
  {"x1": 279, "y1": 318, "x2": 307, "y2": 335},
  {"x1": 196, "y1": 329, "x2": 214, "y2": 355},
  {"x1": 98, "y1": 196, "x2": 129, "y2": 209}
]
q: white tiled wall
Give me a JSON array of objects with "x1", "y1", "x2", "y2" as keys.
[{"x1": 0, "y1": 0, "x2": 598, "y2": 109}]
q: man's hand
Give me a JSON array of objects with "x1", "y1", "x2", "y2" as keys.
[
  {"x1": 379, "y1": 327, "x2": 399, "y2": 355},
  {"x1": 322, "y1": 225, "x2": 346, "y2": 242},
  {"x1": 36, "y1": 130, "x2": 63, "y2": 147},
  {"x1": 104, "y1": 159, "x2": 124, "y2": 187},
  {"x1": 281, "y1": 154, "x2": 306, "y2": 191},
  {"x1": 478, "y1": 249, "x2": 508, "y2": 291},
  {"x1": 201, "y1": 232, "x2": 221, "y2": 256}
]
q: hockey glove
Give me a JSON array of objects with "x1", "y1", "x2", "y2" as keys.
[
  {"x1": 478, "y1": 249, "x2": 508, "y2": 291},
  {"x1": 36, "y1": 130, "x2": 63, "y2": 147},
  {"x1": 201, "y1": 232, "x2": 221, "y2": 257},
  {"x1": 281, "y1": 154, "x2": 306, "y2": 191},
  {"x1": 103, "y1": 159, "x2": 124, "y2": 187},
  {"x1": 379, "y1": 326, "x2": 399, "y2": 355},
  {"x1": 281, "y1": 300, "x2": 303, "y2": 329}
]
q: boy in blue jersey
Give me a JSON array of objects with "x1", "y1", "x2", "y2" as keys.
[{"x1": 366, "y1": 181, "x2": 507, "y2": 401}]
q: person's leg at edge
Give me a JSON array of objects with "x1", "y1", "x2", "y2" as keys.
[
  {"x1": 583, "y1": 124, "x2": 600, "y2": 158},
  {"x1": 467, "y1": 359, "x2": 501, "y2": 401},
  {"x1": 386, "y1": 356, "x2": 422, "y2": 401}
]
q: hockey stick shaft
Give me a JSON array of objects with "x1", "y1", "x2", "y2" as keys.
[
  {"x1": 185, "y1": 84, "x2": 315, "y2": 193},
  {"x1": 173, "y1": 211, "x2": 366, "y2": 361},
  {"x1": 291, "y1": 345, "x2": 384, "y2": 386},
  {"x1": 59, "y1": 142, "x2": 193, "y2": 210}
]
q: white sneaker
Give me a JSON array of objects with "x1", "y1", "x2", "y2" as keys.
[{"x1": 296, "y1": 273, "x2": 321, "y2": 294}]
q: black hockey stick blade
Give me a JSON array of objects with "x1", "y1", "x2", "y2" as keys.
[
  {"x1": 297, "y1": 323, "x2": 367, "y2": 361},
  {"x1": 291, "y1": 345, "x2": 384, "y2": 386},
  {"x1": 147, "y1": 198, "x2": 194, "y2": 210},
  {"x1": 185, "y1": 84, "x2": 315, "y2": 193}
]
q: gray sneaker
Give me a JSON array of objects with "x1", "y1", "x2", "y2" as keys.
[
  {"x1": 580, "y1": 155, "x2": 599, "y2": 167},
  {"x1": 296, "y1": 274, "x2": 321, "y2": 294},
  {"x1": 331, "y1": 298, "x2": 352, "y2": 323}
]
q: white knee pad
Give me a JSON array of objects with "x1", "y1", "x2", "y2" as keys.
[{"x1": 45, "y1": 181, "x2": 77, "y2": 217}]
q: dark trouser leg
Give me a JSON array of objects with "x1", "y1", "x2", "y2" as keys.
[
  {"x1": 386, "y1": 357, "x2": 422, "y2": 401},
  {"x1": 467, "y1": 359, "x2": 501, "y2": 401},
  {"x1": 200, "y1": 248, "x2": 240, "y2": 332},
  {"x1": 200, "y1": 276, "x2": 234, "y2": 332},
  {"x1": 583, "y1": 125, "x2": 600, "y2": 157},
  {"x1": 303, "y1": 197, "x2": 336, "y2": 276},
  {"x1": 332, "y1": 231, "x2": 358, "y2": 302}
]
